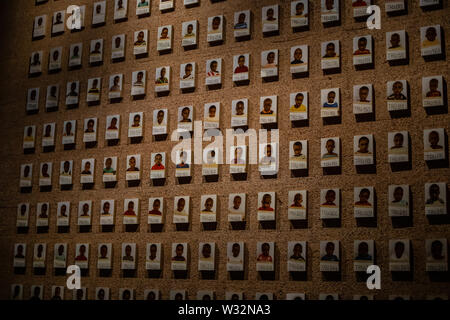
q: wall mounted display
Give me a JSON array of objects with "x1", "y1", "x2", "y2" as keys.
[
  {"x1": 53, "y1": 243, "x2": 67, "y2": 269},
  {"x1": 387, "y1": 131, "x2": 409, "y2": 163},
  {"x1": 425, "y1": 239, "x2": 447, "y2": 272},
  {"x1": 102, "y1": 157, "x2": 117, "y2": 183},
  {"x1": 92, "y1": 1, "x2": 106, "y2": 25},
  {"x1": 19, "y1": 164, "x2": 32, "y2": 188},
  {"x1": 289, "y1": 140, "x2": 307, "y2": 170},
  {"x1": 33, "y1": 15, "x2": 47, "y2": 38},
  {"x1": 157, "y1": 25, "x2": 172, "y2": 51},
  {"x1": 321, "y1": 40, "x2": 340, "y2": 70},
  {"x1": 80, "y1": 159, "x2": 95, "y2": 184},
  {"x1": 155, "y1": 66, "x2": 170, "y2": 92},
  {"x1": 125, "y1": 155, "x2": 140, "y2": 181},
  {"x1": 262, "y1": 5, "x2": 279, "y2": 34},
  {"x1": 173, "y1": 196, "x2": 189, "y2": 223},
  {"x1": 207, "y1": 15, "x2": 223, "y2": 43},
  {"x1": 68, "y1": 43, "x2": 82, "y2": 68},
  {"x1": 178, "y1": 106, "x2": 193, "y2": 132},
  {"x1": 233, "y1": 54, "x2": 249, "y2": 82},
  {"x1": 146, "y1": 243, "x2": 162, "y2": 270},
  {"x1": 181, "y1": 20, "x2": 198, "y2": 47},
  {"x1": 353, "y1": 240, "x2": 374, "y2": 272},
  {"x1": 259, "y1": 96, "x2": 277, "y2": 124},
  {"x1": 231, "y1": 99, "x2": 248, "y2": 128},
  {"x1": 83, "y1": 118, "x2": 97, "y2": 143},
  {"x1": 121, "y1": 243, "x2": 136, "y2": 269},
  {"x1": 257, "y1": 192, "x2": 275, "y2": 221},
  {"x1": 39, "y1": 163, "x2": 52, "y2": 187},
  {"x1": 49, "y1": 47, "x2": 62, "y2": 71},
  {"x1": 321, "y1": 0, "x2": 339, "y2": 23},
  {"x1": 321, "y1": 137, "x2": 340, "y2": 167},
  {"x1": 175, "y1": 149, "x2": 191, "y2": 177},
  {"x1": 424, "y1": 183, "x2": 447, "y2": 216},
  {"x1": 62, "y1": 120, "x2": 76, "y2": 145},
  {"x1": 291, "y1": 1, "x2": 309, "y2": 28},
  {"x1": 100, "y1": 199, "x2": 115, "y2": 225},
  {"x1": 388, "y1": 185, "x2": 410, "y2": 217},
  {"x1": 56, "y1": 201, "x2": 70, "y2": 227},
  {"x1": 105, "y1": 115, "x2": 119, "y2": 140},
  {"x1": 16, "y1": 203, "x2": 29, "y2": 228},
  {"x1": 386, "y1": 30, "x2": 407, "y2": 61},
  {"x1": 131, "y1": 70, "x2": 146, "y2": 96},
  {"x1": 109, "y1": 74, "x2": 123, "y2": 99},
  {"x1": 160, "y1": 0, "x2": 174, "y2": 11},
  {"x1": 26, "y1": 88, "x2": 39, "y2": 112},
  {"x1": 77, "y1": 200, "x2": 92, "y2": 226},
  {"x1": 387, "y1": 80, "x2": 408, "y2": 111},
  {"x1": 150, "y1": 152, "x2": 166, "y2": 179},
  {"x1": 353, "y1": 35, "x2": 373, "y2": 66},
  {"x1": 123, "y1": 198, "x2": 139, "y2": 224},
  {"x1": 321, "y1": 88, "x2": 340, "y2": 118},
  {"x1": 423, "y1": 128, "x2": 445, "y2": 161},
  {"x1": 290, "y1": 45, "x2": 308, "y2": 74},
  {"x1": 65, "y1": 81, "x2": 79, "y2": 106},
  {"x1": 234, "y1": 10, "x2": 250, "y2": 38},
  {"x1": 59, "y1": 160, "x2": 72, "y2": 186},
  {"x1": 385, "y1": 0, "x2": 405, "y2": 13},
  {"x1": 198, "y1": 242, "x2": 215, "y2": 271},
  {"x1": 180, "y1": 62, "x2": 195, "y2": 89},
  {"x1": 205, "y1": 58, "x2": 222, "y2": 85},
  {"x1": 287, "y1": 241, "x2": 306, "y2": 272},
  {"x1": 422, "y1": 75, "x2": 443, "y2": 107},
  {"x1": 352, "y1": 0, "x2": 371, "y2": 18},
  {"x1": 74, "y1": 243, "x2": 89, "y2": 269},
  {"x1": 153, "y1": 109, "x2": 168, "y2": 135},
  {"x1": 420, "y1": 25, "x2": 442, "y2": 57},
  {"x1": 288, "y1": 190, "x2": 307, "y2": 220},
  {"x1": 97, "y1": 243, "x2": 112, "y2": 269},
  {"x1": 29, "y1": 51, "x2": 43, "y2": 75},
  {"x1": 171, "y1": 243, "x2": 187, "y2": 270},
  {"x1": 353, "y1": 84, "x2": 373, "y2": 114},
  {"x1": 256, "y1": 242, "x2": 274, "y2": 271},
  {"x1": 112, "y1": 34, "x2": 126, "y2": 59},
  {"x1": 320, "y1": 241, "x2": 339, "y2": 271},
  {"x1": 261, "y1": 50, "x2": 278, "y2": 78},
  {"x1": 136, "y1": 0, "x2": 150, "y2": 15},
  {"x1": 128, "y1": 112, "x2": 143, "y2": 138},
  {"x1": 23, "y1": 125, "x2": 36, "y2": 150},
  {"x1": 45, "y1": 85, "x2": 59, "y2": 110},
  {"x1": 89, "y1": 39, "x2": 103, "y2": 64},
  {"x1": 114, "y1": 0, "x2": 128, "y2": 20},
  {"x1": 354, "y1": 187, "x2": 374, "y2": 218},
  {"x1": 148, "y1": 198, "x2": 163, "y2": 224},
  {"x1": 200, "y1": 195, "x2": 217, "y2": 223},
  {"x1": 389, "y1": 239, "x2": 410, "y2": 272},
  {"x1": 320, "y1": 188, "x2": 340, "y2": 219},
  {"x1": 259, "y1": 143, "x2": 277, "y2": 174},
  {"x1": 354, "y1": 134, "x2": 374, "y2": 166}
]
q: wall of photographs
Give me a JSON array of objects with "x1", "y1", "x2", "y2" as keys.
[{"x1": 0, "y1": 0, "x2": 449, "y2": 300}]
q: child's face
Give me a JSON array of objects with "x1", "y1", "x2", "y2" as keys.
[
  {"x1": 185, "y1": 65, "x2": 192, "y2": 75},
  {"x1": 393, "y1": 135, "x2": 403, "y2": 147},
  {"x1": 326, "y1": 0, "x2": 334, "y2": 10},
  {"x1": 295, "y1": 95, "x2": 304, "y2": 105},
  {"x1": 187, "y1": 25, "x2": 193, "y2": 33},
  {"x1": 177, "y1": 199, "x2": 185, "y2": 211},
  {"x1": 358, "y1": 139, "x2": 369, "y2": 152},
  {"x1": 358, "y1": 39, "x2": 367, "y2": 50},
  {"x1": 262, "y1": 195, "x2": 271, "y2": 208},
  {"x1": 232, "y1": 245, "x2": 240, "y2": 257},
  {"x1": 161, "y1": 29, "x2": 168, "y2": 38},
  {"x1": 267, "y1": 53, "x2": 275, "y2": 64},
  {"x1": 325, "y1": 192, "x2": 335, "y2": 203},
  {"x1": 326, "y1": 243, "x2": 334, "y2": 255},
  {"x1": 265, "y1": 145, "x2": 272, "y2": 156},
  {"x1": 294, "y1": 49, "x2": 302, "y2": 60},
  {"x1": 296, "y1": 3, "x2": 304, "y2": 14},
  {"x1": 359, "y1": 191, "x2": 369, "y2": 202},
  {"x1": 326, "y1": 140, "x2": 335, "y2": 153},
  {"x1": 129, "y1": 157, "x2": 136, "y2": 168},
  {"x1": 182, "y1": 109, "x2": 190, "y2": 119},
  {"x1": 153, "y1": 201, "x2": 160, "y2": 210},
  {"x1": 326, "y1": 44, "x2": 335, "y2": 55},
  {"x1": 262, "y1": 244, "x2": 269, "y2": 255},
  {"x1": 327, "y1": 92, "x2": 336, "y2": 103},
  {"x1": 392, "y1": 82, "x2": 403, "y2": 95},
  {"x1": 155, "y1": 155, "x2": 162, "y2": 165},
  {"x1": 208, "y1": 107, "x2": 216, "y2": 118},
  {"x1": 359, "y1": 88, "x2": 369, "y2": 101},
  {"x1": 429, "y1": 80, "x2": 438, "y2": 91},
  {"x1": 390, "y1": 34, "x2": 400, "y2": 47},
  {"x1": 267, "y1": 9, "x2": 274, "y2": 19},
  {"x1": 157, "y1": 112, "x2": 164, "y2": 123},
  {"x1": 238, "y1": 57, "x2": 245, "y2": 67},
  {"x1": 238, "y1": 14, "x2": 245, "y2": 23},
  {"x1": 128, "y1": 202, "x2": 134, "y2": 210},
  {"x1": 429, "y1": 185, "x2": 440, "y2": 200},
  {"x1": 429, "y1": 132, "x2": 439, "y2": 146},
  {"x1": 105, "y1": 158, "x2": 112, "y2": 168},
  {"x1": 293, "y1": 144, "x2": 302, "y2": 155},
  {"x1": 210, "y1": 62, "x2": 218, "y2": 72},
  {"x1": 294, "y1": 194, "x2": 302, "y2": 204},
  {"x1": 205, "y1": 200, "x2": 213, "y2": 211},
  {"x1": 426, "y1": 28, "x2": 436, "y2": 41},
  {"x1": 236, "y1": 103, "x2": 244, "y2": 115},
  {"x1": 233, "y1": 197, "x2": 241, "y2": 209},
  {"x1": 393, "y1": 188, "x2": 403, "y2": 201},
  {"x1": 212, "y1": 18, "x2": 220, "y2": 30},
  {"x1": 176, "y1": 246, "x2": 183, "y2": 256},
  {"x1": 263, "y1": 99, "x2": 272, "y2": 111}
]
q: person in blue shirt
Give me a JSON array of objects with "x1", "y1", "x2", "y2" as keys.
[
  {"x1": 321, "y1": 242, "x2": 339, "y2": 261},
  {"x1": 234, "y1": 13, "x2": 247, "y2": 29},
  {"x1": 323, "y1": 91, "x2": 338, "y2": 108}
]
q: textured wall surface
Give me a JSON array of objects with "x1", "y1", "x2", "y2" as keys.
[{"x1": 0, "y1": 0, "x2": 449, "y2": 300}]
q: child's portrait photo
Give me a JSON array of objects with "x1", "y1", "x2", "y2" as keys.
[
  {"x1": 33, "y1": 15, "x2": 47, "y2": 38},
  {"x1": 425, "y1": 239, "x2": 448, "y2": 272},
  {"x1": 89, "y1": 39, "x2": 103, "y2": 64},
  {"x1": 198, "y1": 242, "x2": 215, "y2": 270},
  {"x1": 100, "y1": 199, "x2": 115, "y2": 225},
  {"x1": 53, "y1": 243, "x2": 67, "y2": 268},
  {"x1": 354, "y1": 135, "x2": 374, "y2": 165},
  {"x1": 74, "y1": 243, "x2": 89, "y2": 269},
  {"x1": 230, "y1": 146, "x2": 247, "y2": 173},
  {"x1": 353, "y1": 187, "x2": 374, "y2": 217},
  {"x1": 289, "y1": 140, "x2": 307, "y2": 170},
  {"x1": 97, "y1": 243, "x2": 112, "y2": 269},
  {"x1": 65, "y1": 81, "x2": 80, "y2": 106},
  {"x1": 256, "y1": 242, "x2": 274, "y2": 271},
  {"x1": 23, "y1": 125, "x2": 36, "y2": 149},
  {"x1": 95, "y1": 288, "x2": 110, "y2": 300},
  {"x1": 62, "y1": 120, "x2": 76, "y2": 145},
  {"x1": 420, "y1": 25, "x2": 442, "y2": 56},
  {"x1": 388, "y1": 185, "x2": 409, "y2": 217},
  {"x1": 159, "y1": 0, "x2": 174, "y2": 11},
  {"x1": 148, "y1": 198, "x2": 163, "y2": 225},
  {"x1": 259, "y1": 143, "x2": 277, "y2": 172},
  {"x1": 262, "y1": 5, "x2": 279, "y2": 33},
  {"x1": 291, "y1": 1, "x2": 309, "y2": 27},
  {"x1": 288, "y1": 241, "x2": 306, "y2": 272},
  {"x1": 173, "y1": 196, "x2": 190, "y2": 223},
  {"x1": 150, "y1": 152, "x2": 166, "y2": 179},
  {"x1": 288, "y1": 190, "x2": 307, "y2": 220},
  {"x1": 320, "y1": 241, "x2": 340, "y2": 271},
  {"x1": 125, "y1": 155, "x2": 140, "y2": 182},
  {"x1": 290, "y1": 46, "x2": 308, "y2": 73},
  {"x1": 257, "y1": 192, "x2": 276, "y2": 221},
  {"x1": 321, "y1": 40, "x2": 340, "y2": 69},
  {"x1": 69, "y1": 43, "x2": 82, "y2": 67},
  {"x1": 234, "y1": 10, "x2": 250, "y2": 37},
  {"x1": 102, "y1": 156, "x2": 117, "y2": 180},
  {"x1": 386, "y1": 30, "x2": 406, "y2": 61},
  {"x1": 20, "y1": 164, "x2": 33, "y2": 187},
  {"x1": 16, "y1": 203, "x2": 30, "y2": 227},
  {"x1": 29, "y1": 51, "x2": 43, "y2": 75},
  {"x1": 114, "y1": 0, "x2": 128, "y2": 20},
  {"x1": 321, "y1": 0, "x2": 339, "y2": 23},
  {"x1": 155, "y1": 66, "x2": 170, "y2": 91},
  {"x1": 353, "y1": 35, "x2": 372, "y2": 65},
  {"x1": 27, "y1": 88, "x2": 39, "y2": 111},
  {"x1": 80, "y1": 159, "x2": 94, "y2": 184},
  {"x1": 389, "y1": 239, "x2": 410, "y2": 271},
  {"x1": 175, "y1": 150, "x2": 191, "y2": 177},
  {"x1": 36, "y1": 202, "x2": 50, "y2": 226},
  {"x1": 49, "y1": 46, "x2": 62, "y2": 71},
  {"x1": 77, "y1": 200, "x2": 92, "y2": 226},
  {"x1": 121, "y1": 243, "x2": 136, "y2": 270},
  {"x1": 111, "y1": 34, "x2": 125, "y2": 59},
  {"x1": 233, "y1": 54, "x2": 250, "y2": 81},
  {"x1": 388, "y1": 131, "x2": 408, "y2": 162},
  {"x1": 157, "y1": 25, "x2": 172, "y2": 51},
  {"x1": 13, "y1": 243, "x2": 26, "y2": 267},
  {"x1": 152, "y1": 109, "x2": 167, "y2": 135},
  {"x1": 205, "y1": 59, "x2": 222, "y2": 84},
  {"x1": 181, "y1": 20, "x2": 198, "y2": 46},
  {"x1": 200, "y1": 195, "x2": 217, "y2": 222},
  {"x1": 180, "y1": 62, "x2": 195, "y2": 88},
  {"x1": 123, "y1": 199, "x2": 139, "y2": 226},
  {"x1": 423, "y1": 128, "x2": 445, "y2": 161},
  {"x1": 83, "y1": 118, "x2": 97, "y2": 143},
  {"x1": 207, "y1": 15, "x2": 223, "y2": 40},
  {"x1": 259, "y1": 96, "x2": 277, "y2": 124},
  {"x1": 136, "y1": 0, "x2": 150, "y2": 15},
  {"x1": 104, "y1": 115, "x2": 119, "y2": 140},
  {"x1": 108, "y1": 74, "x2": 123, "y2": 98},
  {"x1": 386, "y1": 80, "x2": 408, "y2": 111},
  {"x1": 260, "y1": 50, "x2": 278, "y2": 77},
  {"x1": 92, "y1": 1, "x2": 106, "y2": 25},
  {"x1": 129, "y1": 112, "x2": 143, "y2": 130},
  {"x1": 321, "y1": 88, "x2": 340, "y2": 117},
  {"x1": 146, "y1": 243, "x2": 162, "y2": 269},
  {"x1": 39, "y1": 162, "x2": 52, "y2": 186},
  {"x1": 130, "y1": 70, "x2": 146, "y2": 96},
  {"x1": 171, "y1": 243, "x2": 187, "y2": 270},
  {"x1": 86, "y1": 77, "x2": 101, "y2": 102},
  {"x1": 320, "y1": 189, "x2": 340, "y2": 219},
  {"x1": 353, "y1": 84, "x2": 373, "y2": 114},
  {"x1": 321, "y1": 137, "x2": 340, "y2": 167},
  {"x1": 231, "y1": 99, "x2": 248, "y2": 127},
  {"x1": 228, "y1": 194, "x2": 246, "y2": 221},
  {"x1": 424, "y1": 183, "x2": 447, "y2": 216},
  {"x1": 227, "y1": 242, "x2": 244, "y2": 271},
  {"x1": 422, "y1": 76, "x2": 443, "y2": 107},
  {"x1": 178, "y1": 106, "x2": 193, "y2": 130},
  {"x1": 119, "y1": 289, "x2": 134, "y2": 301},
  {"x1": 59, "y1": 160, "x2": 72, "y2": 185},
  {"x1": 353, "y1": 240, "x2": 374, "y2": 271},
  {"x1": 202, "y1": 148, "x2": 219, "y2": 176},
  {"x1": 46, "y1": 85, "x2": 59, "y2": 109}
]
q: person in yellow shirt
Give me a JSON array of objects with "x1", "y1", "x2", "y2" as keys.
[
  {"x1": 290, "y1": 93, "x2": 306, "y2": 112},
  {"x1": 422, "y1": 27, "x2": 439, "y2": 48}
]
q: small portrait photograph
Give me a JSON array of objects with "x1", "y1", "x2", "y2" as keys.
[
  {"x1": 207, "y1": 15, "x2": 223, "y2": 41},
  {"x1": 151, "y1": 152, "x2": 166, "y2": 171},
  {"x1": 148, "y1": 198, "x2": 163, "y2": 219},
  {"x1": 131, "y1": 70, "x2": 146, "y2": 96},
  {"x1": 288, "y1": 190, "x2": 307, "y2": 220},
  {"x1": 52, "y1": 11, "x2": 65, "y2": 34},
  {"x1": 53, "y1": 243, "x2": 67, "y2": 268},
  {"x1": 102, "y1": 157, "x2": 117, "y2": 182},
  {"x1": 227, "y1": 242, "x2": 244, "y2": 271},
  {"x1": 144, "y1": 289, "x2": 159, "y2": 301},
  {"x1": 157, "y1": 25, "x2": 172, "y2": 51},
  {"x1": 388, "y1": 131, "x2": 408, "y2": 162},
  {"x1": 33, "y1": 15, "x2": 47, "y2": 38},
  {"x1": 23, "y1": 125, "x2": 36, "y2": 149},
  {"x1": 13, "y1": 243, "x2": 26, "y2": 267},
  {"x1": 29, "y1": 51, "x2": 43, "y2": 74},
  {"x1": 175, "y1": 150, "x2": 191, "y2": 175},
  {"x1": 159, "y1": 0, "x2": 174, "y2": 11},
  {"x1": 133, "y1": 29, "x2": 148, "y2": 55},
  {"x1": 231, "y1": 99, "x2": 248, "y2": 128},
  {"x1": 114, "y1": 0, "x2": 128, "y2": 20},
  {"x1": 59, "y1": 160, "x2": 73, "y2": 185},
  {"x1": 321, "y1": 40, "x2": 340, "y2": 69},
  {"x1": 425, "y1": 239, "x2": 448, "y2": 272},
  {"x1": 128, "y1": 112, "x2": 143, "y2": 136},
  {"x1": 321, "y1": 0, "x2": 339, "y2": 23},
  {"x1": 353, "y1": 35, "x2": 372, "y2": 65},
  {"x1": 136, "y1": 0, "x2": 150, "y2": 15},
  {"x1": 386, "y1": 30, "x2": 406, "y2": 61},
  {"x1": 171, "y1": 243, "x2": 188, "y2": 270},
  {"x1": 33, "y1": 243, "x2": 46, "y2": 268},
  {"x1": 100, "y1": 200, "x2": 115, "y2": 225},
  {"x1": 420, "y1": 25, "x2": 442, "y2": 55},
  {"x1": 291, "y1": 1, "x2": 309, "y2": 27},
  {"x1": 200, "y1": 195, "x2": 217, "y2": 222},
  {"x1": 83, "y1": 118, "x2": 97, "y2": 142},
  {"x1": 290, "y1": 92, "x2": 308, "y2": 120},
  {"x1": 80, "y1": 158, "x2": 94, "y2": 177},
  {"x1": 424, "y1": 128, "x2": 445, "y2": 161},
  {"x1": 386, "y1": 80, "x2": 408, "y2": 107},
  {"x1": 234, "y1": 10, "x2": 250, "y2": 37},
  {"x1": 388, "y1": 185, "x2": 409, "y2": 217},
  {"x1": 259, "y1": 95, "x2": 277, "y2": 123},
  {"x1": 354, "y1": 240, "x2": 374, "y2": 262},
  {"x1": 155, "y1": 66, "x2": 170, "y2": 91},
  {"x1": 56, "y1": 201, "x2": 70, "y2": 226},
  {"x1": 146, "y1": 243, "x2": 161, "y2": 269},
  {"x1": 178, "y1": 105, "x2": 193, "y2": 127},
  {"x1": 353, "y1": 187, "x2": 374, "y2": 218},
  {"x1": 288, "y1": 241, "x2": 306, "y2": 271},
  {"x1": 320, "y1": 241, "x2": 340, "y2": 272},
  {"x1": 74, "y1": 243, "x2": 89, "y2": 268},
  {"x1": 85, "y1": 78, "x2": 101, "y2": 103},
  {"x1": 92, "y1": 1, "x2": 106, "y2": 25},
  {"x1": 49, "y1": 46, "x2": 62, "y2": 71},
  {"x1": 180, "y1": 62, "x2": 196, "y2": 84},
  {"x1": 45, "y1": 85, "x2": 59, "y2": 109},
  {"x1": 262, "y1": 5, "x2": 279, "y2": 33},
  {"x1": 202, "y1": 148, "x2": 219, "y2": 176},
  {"x1": 26, "y1": 88, "x2": 39, "y2": 111},
  {"x1": 257, "y1": 192, "x2": 276, "y2": 221},
  {"x1": 259, "y1": 143, "x2": 277, "y2": 170},
  {"x1": 320, "y1": 189, "x2": 340, "y2": 219},
  {"x1": 104, "y1": 115, "x2": 119, "y2": 139},
  {"x1": 119, "y1": 289, "x2": 134, "y2": 301},
  {"x1": 320, "y1": 88, "x2": 340, "y2": 117},
  {"x1": 153, "y1": 109, "x2": 168, "y2": 135},
  {"x1": 62, "y1": 120, "x2": 76, "y2": 144},
  {"x1": 289, "y1": 141, "x2": 307, "y2": 169},
  {"x1": 68, "y1": 43, "x2": 82, "y2": 67},
  {"x1": 111, "y1": 34, "x2": 126, "y2": 59},
  {"x1": 11, "y1": 284, "x2": 23, "y2": 301},
  {"x1": 109, "y1": 74, "x2": 123, "y2": 98},
  {"x1": 260, "y1": 50, "x2": 278, "y2": 77},
  {"x1": 121, "y1": 243, "x2": 136, "y2": 269},
  {"x1": 181, "y1": 20, "x2": 198, "y2": 47},
  {"x1": 198, "y1": 242, "x2": 215, "y2": 270},
  {"x1": 20, "y1": 164, "x2": 33, "y2": 187},
  {"x1": 29, "y1": 286, "x2": 43, "y2": 301},
  {"x1": 72, "y1": 288, "x2": 87, "y2": 301},
  {"x1": 353, "y1": 134, "x2": 374, "y2": 165},
  {"x1": 51, "y1": 286, "x2": 64, "y2": 301},
  {"x1": 89, "y1": 39, "x2": 103, "y2": 64},
  {"x1": 16, "y1": 203, "x2": 30, "y2": 227},
  {"x1": 123, "y1": 198, "x2": 139, "y2": 221},
  {"x1": 39, "y1": 162, "x2": 52, "y2": 185},
  {"x1": 205, "y1": 59, "x2": 222, "y2": 84},
  {"x1": 97, "y1": 243, "x2": 112, "y2": 269},
  {"x1": 77, "y1": 200, "x2": 92, "y2": 225},
  {"x1": 65, "y1": 81, "x2": 80, "y2": 106},
  {"x1": 389, "y1": 239, "x2": 410, "y2": 271},
  {"x1": 230, "y1": 146, "x2": 247, "y2": 173},
  {"x1": 228, "y1": 193, "x2": 246, "y2": 221},
  {"x1": 36, "y1": 203, "x2": 49, "y2": 225},
  {"x1": 424, "y1": 182, "x2": 447, "y2": 215},
  {"x1": 353, "y1": 84, "x2": 373, "y2": 114},
  {"x1": 226, "y1": 292, "x2": 243, "y2": 300},
  {"x1": 256, "y1": 242, "x2": 274, "y2": 271},
  {"x1": 233, "y1": 54, "x2": 250, "y2": 82},
  {"x1": 422, "y1": 75, "x2": 444, "y2": 107},
  {"x1": 321, "y1": 137, "x2": 340, "y2": 166},
  {"x1": 173, "y1": 196, "x2": 190, "y2": 222},
  {"x1": 290, "y1": 45, "x2": 308, "y2": 73},
  {"x1": 170, "y1": 290, "x2": 186, "y2": 301},
  {"x1": 203, "y1": 102, "x2": 220, "y2": 129}
]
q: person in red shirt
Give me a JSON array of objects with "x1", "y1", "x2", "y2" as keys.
[
  {"x1": 75, "y1": 245, "x2": 87, "y2": 261},
  {"x1": 234, "y1": 55, "x2": 248, "y2": 74},
  {"x1": 124, "y1": 201, "x2": 136, "y2": 216},
  {"x1": 151, "y1": 154, "x2": 165, "y2": 170},
  {"x1": 353, "y1": 37, "x2": 370, "y2": 55},
  {"x1": 258, "y1": 194, "x2": 274, "y2": 211},
  {"x1": 257, "y1": 243, "x2": 273, "y2": 262},
  {"x1": 149, "y1": 199, "x2": 162, "y2": 215}
]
